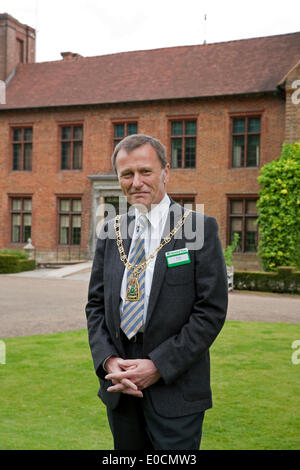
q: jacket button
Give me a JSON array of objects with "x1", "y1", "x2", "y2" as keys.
[{"x1": 115, "y1": 331, "x2": 119, "y2": 339}]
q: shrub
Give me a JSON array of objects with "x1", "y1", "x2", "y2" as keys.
[
  {"x1": 18, "y1": 259, "x2": 36, "y2": 271},
  {"x1": 223, "y1": 233, "x2": 240, "y2": 266},
  {"x1": 257, "y1": 142, "x2": 300, "y2": 271},
  {"x1": 0, "y1": 254, "x2": 21, "y2": 274},
  {"x1": 0, "y1": 251, "x2": 35, "y2": 273},
  {"x1": 0, "y1": 248, "x2": 29, "y2": 259}
]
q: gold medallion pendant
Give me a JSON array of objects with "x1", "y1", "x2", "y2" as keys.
[{"x1": 126, "y1": 275, "x2": 140, "y2": 301}]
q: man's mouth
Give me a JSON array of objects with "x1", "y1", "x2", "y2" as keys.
[{"x1": 130, "y1": 192, "x2": 149, "y2": 195}]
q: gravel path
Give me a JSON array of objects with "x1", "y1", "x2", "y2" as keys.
[{"x1": 0, "y1": 273, "x2": 299, "y2": 338}]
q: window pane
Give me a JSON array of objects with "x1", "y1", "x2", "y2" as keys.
[
  {"x1": 185, "y1": 137, "x2": 196, "y2": 168},
  {"x1": 62, "y1": 127, "x2": 71, "y2": 140},
  {"x1": 23, "y1": 199, "x2": 32, "y2": 211},
  {"x1": 73, "y1": 126, "x2": 83, "y2": 140},
  {"x1": 248, "y1": 118, "x2": 260, "y2": 133},
  {"x1": 231, "y1": 217, "x2": 242, "y2": 231},
  {"x1": 72, "y1": 228, "x2": 81, "y2": 245},
  {"x1": 60, "y1": 200, "x2": 70, "y2": 212},
  {"x1": 12, "y1": 198, "x2": 21, "y2": 211},
  {"x1": 72, "y1": 215, "x2": 81, "y2": 228},
  {"x1": 171, "y1": 121, "x2": 183, "y2": 136},
  {"x1": 245, "y1": 218, "x2": 257, "y2": 251},
  {"x1": 72, "y1": 199, "x2": 82, "y2": 212},
  {"x1": 185, "y1": 121, "x2": 196, "y2": 135},
  {"x1": 233, "y1": 118, "x2": 245, "y2": 133},
  {"x1": 171, "y1": 138, "x2": 182, "y2": 168},
  {"x1": 232, "y1": 135, "x2": 244, "y2": 167},
  {"x1": 114, "y1": 124, "x2": 125, "y2": 138},
  {"x1": 127, "y1": 122, "x2": 138, "y2": 135},
  {"x1": 73, "y1": 142, "x2": 82, "y2": 169},
  {"x1": 60, "y1": 215, "x2": 69, "y2": 244},
  {"x1": 247, "y1": 135, "x2": 260, "y2": 167},
  {"x1": 23, "y1": 214, "x2": 32, "y2": 243},
  {"x1": 72, "y1": 215, "x2": 81, "y2": 245},
  {"x1": 246, "y1": 200, "x2": 257, "y2": 215},
  {"x1": 12, "y1": 214, "x2": 21, "y2": 242},
  {"x1": 24, "y1": 143, "x2": 32, "y2": 170},
  {"x1": 24, "y1": 128, "x2": 33, "y2": 142},
  {"x1": 61, "y1": 142, "x2": 71, "y2": 169},
  {"x1": 13, "y1": 128, "x2": 22, "y2": 141},
  {"x1": 230, "y1": 218, "x2": 242, "y2": 252},
  {"x1": 13, "y1": 144, "x2": 22, "y2": 170},
  {"x1": 231, "y1": 200, "x2": 243, "y2": 214}
]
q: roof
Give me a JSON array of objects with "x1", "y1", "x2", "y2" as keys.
[{"x1": 1, "y1": 31, "x2": 300, "y2": 110}]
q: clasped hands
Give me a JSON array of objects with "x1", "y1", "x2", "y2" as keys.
[{"x1": 105, "y1": 356, "x2": 161, "y2": 398}]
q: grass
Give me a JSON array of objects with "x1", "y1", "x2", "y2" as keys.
[{"x1": 0, "y1": 321, "x2": 299, "y2": 450}]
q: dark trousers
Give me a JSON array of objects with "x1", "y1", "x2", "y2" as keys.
[{"x1": 106, "y1": 340, "x2": 205, "y2": 450}]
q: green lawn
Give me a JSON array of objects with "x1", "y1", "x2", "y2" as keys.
[{"x1": 0, "y1": 321, "x2": 299, "y2": 450}]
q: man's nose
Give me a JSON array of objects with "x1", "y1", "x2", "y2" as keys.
[{"x1": 132, "y1": 172, "x2": 143, "y2": 188}]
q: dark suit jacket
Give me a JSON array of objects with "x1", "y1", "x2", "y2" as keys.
[{"x1": 86, "y1": 199, "x2": 228, "y2": 418}]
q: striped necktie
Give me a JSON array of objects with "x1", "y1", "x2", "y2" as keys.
[{"x1": 120, "y1": 214, "x2": 148, "y2": 339}]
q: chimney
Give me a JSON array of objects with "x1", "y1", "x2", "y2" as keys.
[
  {"x1": 0, "y1": 13, "x2": 36, "y2": 82},
  {"x1": 60, "y1": 51, "x2": 83, "y2": 61}
]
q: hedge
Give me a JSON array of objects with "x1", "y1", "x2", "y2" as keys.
[
  {"x1": 0, "y1": 254, "x2": 36, "y2": 274},
  {"x1": 234, "y1": 266, "x2": 300, "y2": 294},
  {"x1": 18, "y1": 259, "x2": 36, "y2": 272}
]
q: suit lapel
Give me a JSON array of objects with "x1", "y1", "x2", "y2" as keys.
[{"x1": 144, "y1": 201, "x2": 184, "y2": 331}]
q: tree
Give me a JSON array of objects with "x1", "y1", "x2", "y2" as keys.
[{"x1": 256, "y1": 142, "x2": 300, "y2": 271}]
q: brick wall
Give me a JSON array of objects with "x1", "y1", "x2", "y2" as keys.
[
  {"x1": 283, "y1": 62, "x2": 300, "y2": 143},
  {"x1": 0, "y1": 13, "x2": 35, "y2": 82},
  {"x1": 0, "y1": 93, "x2": 286, "y2": 268}
]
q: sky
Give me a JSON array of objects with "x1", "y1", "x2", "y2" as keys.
[{"x1": 1, "y1": 0, "x2": 300, "y2": 63}]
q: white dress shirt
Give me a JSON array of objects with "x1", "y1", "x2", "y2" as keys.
[{"x1": 120, "y1": 193, "x2": 171, "y2": 327}]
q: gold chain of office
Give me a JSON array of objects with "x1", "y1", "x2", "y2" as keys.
[{"x1": 114, "y1": 209, "x2": 192, "y2": 279}]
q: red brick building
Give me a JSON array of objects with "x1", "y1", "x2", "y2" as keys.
[{"x1": 0, "y1": 13, "x2": 300, "y2": 269}]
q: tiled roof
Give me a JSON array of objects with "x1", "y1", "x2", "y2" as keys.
[{"x1": 1, "y1": 31, "x2": 300, "y2": 110}]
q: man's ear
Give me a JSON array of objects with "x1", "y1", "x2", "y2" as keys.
[{"x1": 163, "y1": 163, "x2": 170, "y2": 185}]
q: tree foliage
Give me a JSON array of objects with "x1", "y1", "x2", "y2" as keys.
[{"x1": 257, "y1": 142, "x2": 300, "y2": 271}]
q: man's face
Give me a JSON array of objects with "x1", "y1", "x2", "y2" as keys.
[{"x1": 115, "y1": 143, "x2": 170, "y2": 211}]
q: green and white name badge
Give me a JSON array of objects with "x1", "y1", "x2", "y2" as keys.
[{"x1": 165, "y1": 248, "x2": 191, "y2": 267}]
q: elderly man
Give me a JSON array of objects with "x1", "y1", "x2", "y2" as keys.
[{"x1": 86, "y1": 134, "x2": 228, "y2": 450}]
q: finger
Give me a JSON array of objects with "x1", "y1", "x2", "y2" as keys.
[
  {"x1": 107, "y1": 383, "x2": 125, "y2": 393},
  {"x1": 122, "y1": 388, "x2": 143, "y2": 398},
  {"x1": 107, "y1": 384, "x2": 143, "y2": 398},
  {"x1": 118, "y1": 363, "x2": 137, "y2": 371},
  {"x1": 119, "y1": 359, "x2": 139, "y2": 368},
  {"x1": 121, "y1": 378, "x2": 138, "y2": 390},
  {"x1": 105, "y1": 371, "x2": 130, "y2": 381}
]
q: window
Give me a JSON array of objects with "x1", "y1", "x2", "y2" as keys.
[
  {"x1": 60, "y1": 125, "x2": 83, "y2": 170},
  {"x1": 170, "y1": 120, "x2": 196, "y2": 168},
  {"x1": 58, "y1": 198, "x2": 82, "y2": 245},
  {"x1": 171, "y1": 195, "x2": 195, "y2": 210},
  {"x1": 231, "y1": 116, "x2": 261, "y2": 168},
  {"x1": 228, "y1": 197, "x2": 258, "y2": 252},
  {"x1": 12, "y1": 127, "x2": 33, "y2": 171},
  {"x1": 11, "y1": 197, "x2": 32, "y2": 243},
  {"x1": 113, "y1": 121, "x2": 138, "y2": 147}
]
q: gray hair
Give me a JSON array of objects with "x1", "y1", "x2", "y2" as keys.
[{"x1": 111, "y1": 134, "x2": 168, "y2": 173}]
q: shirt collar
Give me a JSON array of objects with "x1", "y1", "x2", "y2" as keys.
[{"x1": 135, "y1": 194, "x2": 170, "y2": 229}]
